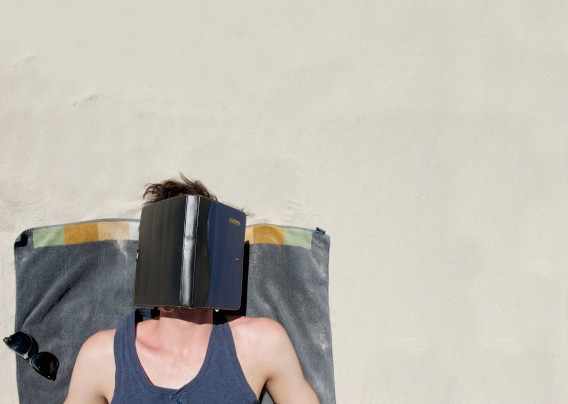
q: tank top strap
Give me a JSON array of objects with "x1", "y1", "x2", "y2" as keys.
[
  {"x1": 112, "y1": 310, "x2": 138, "y2": 403},
  {"x1": 212, "y1": 321, "x2": 257, "y2": 401}
]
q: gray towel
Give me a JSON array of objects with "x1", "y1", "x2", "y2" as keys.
[{"x1": 12, "y1": 220, "x2": 335, "y2": 404}]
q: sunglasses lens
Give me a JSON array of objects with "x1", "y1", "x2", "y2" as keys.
[
  {"x1": 30, "y1": 352, "x2": 59, "y2": 381},
  {"x1": 3, "y1": 332, "x2": 38, "y2": 359}
]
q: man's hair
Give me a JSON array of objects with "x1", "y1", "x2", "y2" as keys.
[{"x1": 143, "y1": 173, "x2": 217, "y2": 205}]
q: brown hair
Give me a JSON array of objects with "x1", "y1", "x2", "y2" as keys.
[{"x1": 143, "y1": 173, "x2": 217, "y2": 205}]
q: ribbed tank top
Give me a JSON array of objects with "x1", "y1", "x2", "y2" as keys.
[{"x1": 111, "y1": 309, "x2": 259, "y2": 404}]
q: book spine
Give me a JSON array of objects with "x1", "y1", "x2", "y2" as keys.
[{"x1": 180, "y1": 197, "x2": 198, "y2": 306}]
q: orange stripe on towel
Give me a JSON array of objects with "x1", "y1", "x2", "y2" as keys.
[
  {"x1": 64, "y1": 223, "x2": 99, "y2": 245},
  {"x1": 245, "y1": 225, "x2": 285, "y2": 245}
]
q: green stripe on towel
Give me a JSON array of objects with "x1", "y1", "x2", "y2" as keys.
[
  {"x1": 33, "y1": 227, "x2": 65, "y2": 247},
  {"x1": 246, "y1": 225, "x2": 313, "y2": 250},
  {"x1": 284, "y1": 228, "x2": 313, "y2": 249}
]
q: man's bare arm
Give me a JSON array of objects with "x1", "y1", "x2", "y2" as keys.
[
  {"x1": 261, "y1": 321, "x2": 320, "y2": 404},
  {"x1": 65, "y1": 330, "x2": 115, "y2": 404}
]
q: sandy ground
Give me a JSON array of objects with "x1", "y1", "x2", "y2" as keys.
[{"x1": 2, "y1": 1, "x2": 568, "y2": 403}]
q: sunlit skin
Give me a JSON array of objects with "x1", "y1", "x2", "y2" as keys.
[{"x1": 65, "y1": 306, "x2": 319, "y2": 403}]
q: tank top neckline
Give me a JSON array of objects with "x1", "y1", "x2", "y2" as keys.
[{"x1": 126, "y1": 310, "x2": 218, "y2": 398}]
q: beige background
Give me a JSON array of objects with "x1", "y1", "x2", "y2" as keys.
[{"x1": 2, "y1": 1, "x2": 568, "y2": 403}]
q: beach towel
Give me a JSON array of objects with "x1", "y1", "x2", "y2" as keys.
[{"x1": 12, "y1": 220, "x2": 335, "y2": 404}]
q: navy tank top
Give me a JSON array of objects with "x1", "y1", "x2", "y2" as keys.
[{"x1": 111, "y1": 309, "x2": 259, "y2": 404}]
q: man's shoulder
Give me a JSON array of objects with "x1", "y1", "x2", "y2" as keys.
[
  {"x1": 84, "y1": 328, "x2": 116, "y2": 345},
  {"x1": 225, "y1": 315, "x2": 318, "y2": 403},
  {"x1": 226, "y1": 315, "x2": 290, "y2": 349},
  {"x1": 65, "y1": 328, "x2": 117, "y2": 403},
  {"x1": 78, "y1": 328, "x2": 116, "y2": 361},
  {"x1": 227, "y1": 315, "x2": 284, "y2": 331}
]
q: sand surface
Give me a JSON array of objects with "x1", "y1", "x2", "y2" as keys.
[{"x1": 2, "y1": 1, "x2": 568, "y2": 402}]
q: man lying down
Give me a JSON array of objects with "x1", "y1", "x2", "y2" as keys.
[{"x1": 65, "y1": 175, "x2": 318, "y2": 404}]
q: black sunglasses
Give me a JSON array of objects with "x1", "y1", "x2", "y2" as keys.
[{"x1": 3, "y1": 331, "x2": 59, "y2": 381}]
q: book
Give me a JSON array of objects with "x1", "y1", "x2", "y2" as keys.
[{"x1": 134, "y1": 195, "x2": 246, "y2": 310}]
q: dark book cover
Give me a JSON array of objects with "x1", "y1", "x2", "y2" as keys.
[{"x1": 134, "y1": 195, "x2": 246, "y2": 310}]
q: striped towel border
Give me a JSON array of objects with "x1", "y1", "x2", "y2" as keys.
[{"x1": 30, "y1": 221, "x2": 315, "y2": 250}]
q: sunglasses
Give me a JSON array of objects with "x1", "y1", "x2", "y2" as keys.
[{"x1": 3, "y1": 331, "x2": 59, "y2": 381}]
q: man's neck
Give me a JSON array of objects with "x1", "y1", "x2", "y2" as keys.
[
  {"x1": 157, "y1": 307, "x2": 214, "y2": 324},
  {"x1": 140, "y1": 307, "x2": 214, "y2": 353}
]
